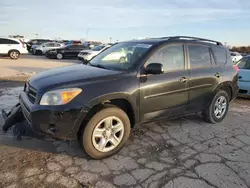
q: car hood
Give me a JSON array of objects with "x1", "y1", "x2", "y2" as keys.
[
  {"x1": 239, "y1": 69, "x2": 250, "y2": 82},
  {"x1": 29, "y1": 64, "x2": 121, "y2": 91},
  {"x1": 80, "y1": 49, "x2": 92, "y2": 53}
]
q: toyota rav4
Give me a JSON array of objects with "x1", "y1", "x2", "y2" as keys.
[{"x1": 18, "y1": 36, "x2": 238, "y2": 159}]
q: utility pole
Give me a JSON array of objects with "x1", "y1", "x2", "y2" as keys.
[{"x1": 86, "y1": 28, "x2": 89, "y2": 41}]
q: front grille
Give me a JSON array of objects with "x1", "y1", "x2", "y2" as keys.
[{"x1": 26, "y1": 85, "x2": 37, "y2": 103}]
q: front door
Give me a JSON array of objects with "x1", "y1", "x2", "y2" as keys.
[
  {"x1": 140, "y1": 43, "x2": 189, "y2": 121},
  {"x1": 186, "y1": 44, "x2": 222, "y2": 112}
]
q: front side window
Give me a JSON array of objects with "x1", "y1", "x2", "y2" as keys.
[
  {"x1": 188, "y1": 45, "x2": 211, "y2": 68},
  {"x1": 89, "y1": 42, "x2": 152, "y2": 71},
  {"x1": 145, "y1": 44, "x2": 185, "y2": 72},
  {"x1": 236, "y1": 57, "x2": 250, "y2": 69}
]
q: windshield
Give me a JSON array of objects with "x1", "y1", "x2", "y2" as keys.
[
  {"x1": 92, "y1": 45, "x2": 105, "y2": 51},
  {"x1": 236, "y1": 57, "x2": 250, "y2": 69},
  {"x1": 89, "y1": 42, "x2": 152, "y2": 71}
]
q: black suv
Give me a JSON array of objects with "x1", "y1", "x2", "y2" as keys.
[{"x1": 19, "y1": 36, "x2": 238, "y2": 159}]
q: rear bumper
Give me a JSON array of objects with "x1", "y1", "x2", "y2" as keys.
[{"x1": 19, "y1": 91, "x2": 88, "y2": 140}]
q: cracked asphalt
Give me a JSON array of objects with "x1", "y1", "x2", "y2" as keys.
[{"x1": 1, "y1": 86, "x2": 250, "y2": 188}]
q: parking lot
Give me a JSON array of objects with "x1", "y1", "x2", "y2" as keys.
[
  {"x1": 0, "y1": 55, "x2": 78, "y2": 78},
  {"x1": 1, "y1": 55, "x2": 250, "y2": 188}
]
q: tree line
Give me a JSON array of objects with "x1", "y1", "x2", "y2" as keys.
[{"x1": 230, "y1": 46, "x2": 250, "y2": 53}]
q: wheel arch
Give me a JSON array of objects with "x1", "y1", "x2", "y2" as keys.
[
  {"x1": 75, "y1": 94, "x2": 138, "y2": 140},
  {"x1": 8, "y1": 49, "x2": 20, "y2": 55},
  {"x1": 214, "y1": 82, "x2": 233, "y2": 101}
]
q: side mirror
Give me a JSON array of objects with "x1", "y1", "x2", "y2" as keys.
[{"x1": 145, "y1": 63, "x2": 164, "y2": 75}]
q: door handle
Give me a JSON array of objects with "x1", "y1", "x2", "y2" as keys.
[
  {"x1": 215, "y1": 72, "x2": 220, "y2": 78},
  {"x1": 180, "y1": 77, "x2": 188, "y2": 83}
]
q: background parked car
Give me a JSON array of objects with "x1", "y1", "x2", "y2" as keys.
[
  {"x1": 78, "y1": 44, "x2": 111, "y2": 62},
  {"x1": 45, "y1": 44, "x2": 88, "y2": 59},
  {"x1": 236, "y1": 55, "x2": 250, "y2": 98},
  {"x1": 230, "y1": 51, "x2": 243, "y2": 64},
  {"x1": 0, "y1": 37, "x2": 28, "y2": 59},
  {"x1": 25, "y1": 39, "x2": 52, "y2": 53},
  {"x1": 33, "y1": 42, "x2": 64, "y2": 55}
]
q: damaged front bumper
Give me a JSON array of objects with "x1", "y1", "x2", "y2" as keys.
[{"x1": 19, "y1": 91, "x2": 86, "y2": 140}]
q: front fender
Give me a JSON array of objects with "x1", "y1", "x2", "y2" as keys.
[{"x1": 71, "y1": 92, "x2": 138, "y2": 138}]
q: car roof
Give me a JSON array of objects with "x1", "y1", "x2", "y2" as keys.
[{"x1": 121, "y1": 36, "x2": 223, "y2": 47}]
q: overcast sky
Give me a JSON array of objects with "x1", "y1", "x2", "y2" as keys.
[{"x1": 1, "y1": 0, "x2": 250, "y2": 45}]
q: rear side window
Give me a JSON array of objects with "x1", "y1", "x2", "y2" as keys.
[
  {"x1": 211, "y1": 46, "x2": 227, "y2": 65},
  {"x1": 188, "y1": 45, "x2": 211, "y2": 68},
  {"x1": 0, "y1": 38, "x2": 19, "y2": 44}
]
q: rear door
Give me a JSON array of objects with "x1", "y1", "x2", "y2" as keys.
[
  {"x1": 0, "y1": 38, "x2": 19, "y2": 54},
  {"x1": 186, "y1": 44, "x2": 222, "y2": 112}
]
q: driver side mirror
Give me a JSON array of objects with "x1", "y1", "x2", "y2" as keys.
[{"x1": 145, "y1": 63, "x2": 164, "y2": 75}]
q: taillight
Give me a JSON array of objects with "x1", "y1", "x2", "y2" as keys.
[
  {"x1": 233, "y1": 65, "x2": 239, "y2": 72},
  {"x1": 19, "y1": 39, "x2": 25, "y2": 48}
]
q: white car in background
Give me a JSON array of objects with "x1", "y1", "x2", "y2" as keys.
[
  {"x1": 33, "y1": 42, "x2": 64, "y2": 55},
  {"x1": 0, "y1": 37, "x2": 28, "y2": 59},
  {"x1": 230, "y1": 51, "x2": 243, "y2": 63},
  {"x1": 78, "y1": 45, "x2": 111, "y2": 62}
]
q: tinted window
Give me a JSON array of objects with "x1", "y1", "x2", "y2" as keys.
[
  {"x1": 212, "y1": 46, "x2": 227, "y2": 65},
  {"x1": 188, "y1": 45, "x2": 211, "y2": 68},
  {"x1": 236, "y1": 57, "x2": 250, "y2": 69},
  {"x1": 146, "y1": 44, "x2": 185, "y2": 72},
  {"x1": 0, "y1": 38, "x2": 19, "y2": 44}
]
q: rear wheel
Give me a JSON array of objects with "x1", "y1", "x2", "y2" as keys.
[
  {"x1": 119, "y1": 57, "x2": 126, "y2": 63},
  {"x1": 203, "y1": 90, "x2": 229, "y2": 123},
  {"x1": 56, "y1": 53, "x2": 63, "y2": 60},
  {"x1": 35, "y1": 50, "x2": 43, "y2": 56},
  {"x1": 9, "y1": 50, "x2": 20, "y2": 60},
  {"x1": 80, "y1": 107, "x2": 131, "y2": 159}
]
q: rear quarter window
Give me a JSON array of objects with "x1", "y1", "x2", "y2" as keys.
[{"x1": 211, "y1": 46, "x2": 227, "y2": 65}]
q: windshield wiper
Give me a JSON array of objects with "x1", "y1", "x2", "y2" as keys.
[{"x1": 89, "y1": 63, "x2": 110, "y2": 70}]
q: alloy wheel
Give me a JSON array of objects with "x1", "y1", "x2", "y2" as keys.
[
  {"x1": 92, "y1": 116, "x2": 124, "y2": 152},
  {"x1": 214, "y1": 96, "x2": 227, "y2": 119}
]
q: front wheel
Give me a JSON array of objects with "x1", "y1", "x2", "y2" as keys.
[
  {"x1": 56, "y1": 53, "x2": 63, "y2": 60},
  {"x1": 80, "y1": 107, "x2": 131, "y2": 159},
  {"x1": 203, "y1": 90, "x2": 229, "y2": 123}
]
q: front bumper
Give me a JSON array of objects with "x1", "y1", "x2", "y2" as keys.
[{"x1": 19, "y1": 91, "x2": 88, "y2": 140}]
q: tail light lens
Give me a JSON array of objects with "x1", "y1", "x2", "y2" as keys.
[
  {"x1": 233, "y1": 65, "x2": 239, "y2": 72},
  {"x1": 19, "y1": 39, "x2": 25, "y2": 48}
]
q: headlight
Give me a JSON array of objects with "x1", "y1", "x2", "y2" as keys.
[{"x1": 40, "y1": 88, "x2": 82, "y2": 105}]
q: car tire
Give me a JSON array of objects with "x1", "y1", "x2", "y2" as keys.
[
  {"x1": 203, "y1": 90, "x2": 229, "y2": 124},
  {"x1": 8, "y1": 50, "x2": 20, "y2": 60},
  {"x1": 119, "y1": 57, "x2": 126, "y2": 63},
  {"x1": 80, "y1": 106, "x2": 131, "y2": 159},
  {"x1": 35, "y1": 50, "x2": 43, "y2": 56},
  {"x1": 56, "y1": 53, "x2": 63, "y2": 60}
]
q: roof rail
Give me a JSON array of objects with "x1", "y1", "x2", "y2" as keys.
[{"x1": 161, "y1": 36, "x2": 222, "y2": 45}]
